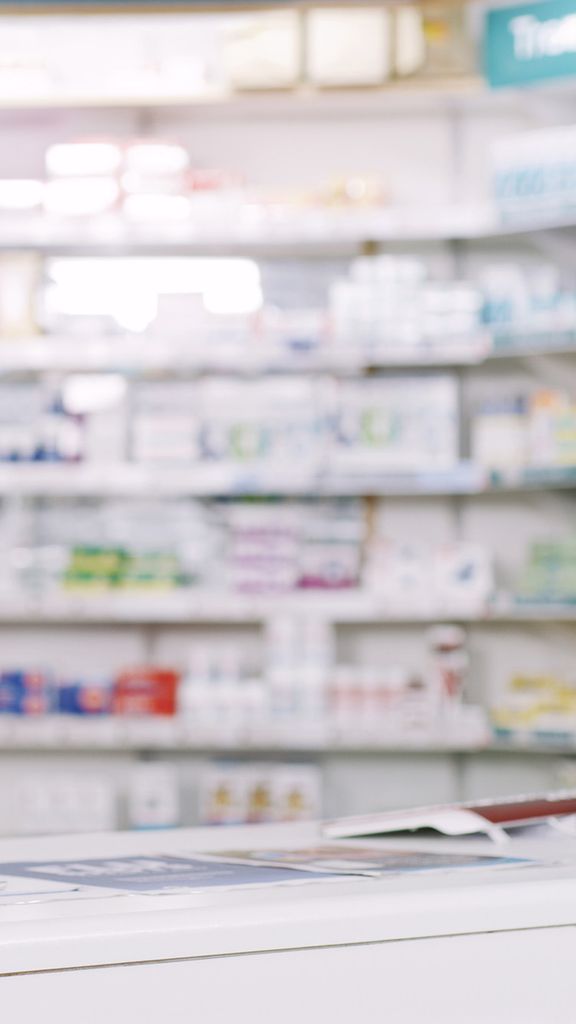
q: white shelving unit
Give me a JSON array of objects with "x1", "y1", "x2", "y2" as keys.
[
  {"x1": 0, "y1": 713, "x2": 486, "y2": 751},
  {"x1": 0, "y1": 77, "x2": 491, "y2": 114},
  {"x1": 0, "y1": 462, "x2": 576, "y2": 498},
  {"x1": 0, "y1": 713, "x2": 555, "y2": 755},
  {"x1": 0, "y1": 336, "x2": 491, "y2": 373},
  {"x1": 2, "y1": 329, "x2": 576, "y2": 375},
  {"x1": 3, "y1": 203, "x2": 576, "y2": 251},
  {"x1": 1, "y1": 35, "x2": 576, "y2": 831},
  {"x1": 0, "y1": 589, "x2": 570, "y2": 626}
]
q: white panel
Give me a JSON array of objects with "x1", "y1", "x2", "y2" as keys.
[
  {"x1": 3, "y1": 927, "x2": 575, "y2": 1024},
  {"x1": 322, "y1": 753, "x2": 459, "y2": 817},
  {"x1": 373, "y1": 497, "x2": 456, "y2": 547},
  {"x1": 460, "y1": 753, "x2": 565, "y2": 802}
]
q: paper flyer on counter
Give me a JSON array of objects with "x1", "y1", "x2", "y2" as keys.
[
  {"x1": 199, "y1": 844, "x2": 531, "y2": 876},
  {"x1": 0, "y1": 854, "x2": 350, "y2": 898}
]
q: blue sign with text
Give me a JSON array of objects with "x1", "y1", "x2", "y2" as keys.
[{"x1": 485, "y1": 0, "x2": 576, "y2": 89}]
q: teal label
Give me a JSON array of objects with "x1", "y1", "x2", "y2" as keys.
[{"x1": 485, "y1": 1, "x2": 576, "y2": 89}]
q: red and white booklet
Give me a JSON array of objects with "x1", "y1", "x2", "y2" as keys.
[{"x1": 323, "y1": 790, "x2": 576, "y2": 843}]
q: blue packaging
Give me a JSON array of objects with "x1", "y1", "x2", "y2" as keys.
[
  {"x1": 57, "y1": 680, "x2": 113, "y2": 715},
  {"x1": 0, "y1": 671, "x2": 52, "y2": 714}
]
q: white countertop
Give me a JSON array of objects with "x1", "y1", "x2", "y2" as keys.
[{"x1": 1, "y1": 822, "x2": 576, "y2": 977}]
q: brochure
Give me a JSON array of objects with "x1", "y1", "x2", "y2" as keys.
[
  {"x1": 322, "y1": 789, "x2": 576, "y2": 842},
  {"x1": 202, "y1": 844, "x2": 529, "y2": 876},
  {"x1": 0, "y1": 854, "x2": 348, "y2": 896}
]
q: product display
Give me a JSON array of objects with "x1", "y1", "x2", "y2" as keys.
[
  {"x1": 5, "y1": 492, "x2": 570, "y2": 621},
  {"x1": 0, "y1": 615, "x2": 488, "y2": 749},
  {"x1": 472, "y1": 389, "x2": 576, "y2": 472},
  {"x1": 0, "y1": 665, "x2": 179, "y2": 717},
  {"x1": 493, "y1": 124, "x2": 576, "y2": 224},
  {"x1": 515, "y1": 540, "x2": 576, "y2": 606},
  {"x1": 225, "y1": 500, "x2": 363, "y2": 593},
  {"x1": 1, "y1": 248, "x2": 483, "y2": 355},
  {"x1": 198, "y1": 762, "x2": 321, "y2": 826},
  {"x1": 480, "y1": 262, "x2": 576, "y2": 335},
  {"x1": 6, "y1": 247, "x2": 556, "y2": 355},
  {"x1": 0, "y1": 384, "x2": 83, "y2": 463},
  {"x1": 0, "y1": 497, "x2": 504, "y2": 610},
  {"x1": 0, "y1": 4, "x2": 475, "y2": 108},
  {"x1": 126, "y1": 763, "x2": 180, "y2": 831},
  {"x1": 5, "y1": 236, "x2": 576, "y2": 368},
  {"x1": 0, "y1": 374, "x2": 464, "y2": 475},
  {"x1": 222, "y1": 10, "x2": 301, "y2": 90},
  {"x1": 0, "y1": 135, "x2": 393, "y2": 252},
  {"x1": 417, "y1": 3, "x2": 474, "y2": 77},
  {"x1": 183, "y1": 377, "x2": 330, "y2": 470},
  {"x1": 365, "y1": 536, "x2": 494, "y2": 614},
  {"x1": 5, "y1": 498, "x2": 364, "y2": 597},
  {"x1": 305, "y1": 7, "x2": 391, "y2": 87},
  {"x1": 492, "y1": 674, "x2": 576, "y2": 746},
  {"x1": 0, "y1": 757, "x2": 322, "y2": 836},
  {"x1": 332, "y1": 375, "x2": 459, "y2": 472},
  {"x1": 0, "y1": 1, "x2": 574, "y2": 847},
  {"x1": 330, "y1": 256, "x2": 482, "y2": 351}
]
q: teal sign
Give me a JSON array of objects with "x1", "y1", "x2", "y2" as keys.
[
  {"x1": 0, "y1": 2, "x2": 261, "y2": 6},
  {"x1": 485, "y1": 0, "x2": 576, "y2": 89}
]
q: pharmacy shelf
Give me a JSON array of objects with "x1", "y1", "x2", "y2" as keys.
[
  {"x1": 2, "y1": 330, "x2": 576, "y2": 376},
  {"x1": 331, "y1": 465, "x2": 576, "y2": 497},
  {"x1": 0, "y1": 715, "x2": 489, "y2": 754},
  {"x1": 0, "y1": 462, "x2": 576, "y2": 498},
  {"x1": 0, "y1": 77, "x2": 492, "y2": 115},
  {"x1": 0, "y1": 594, "x2": 572, "y2": 627},
  {"x1": 0, "y1": 716, "x2": 571, "y2": 757},
  {"x1": 0, "y1": 592, "x2": 390, "y2": 626},
  {"x1": 4, "y1": 203, "x2": 576, "y2": 251},
  {"x1": 0, "y1": 336, "x2": 492, "y2": 375},
  {"x1": 490, "y1": 331, "x2": 576, "y2": 361},
  {"x1": 488, "y1": 605, "x2": 576, "y2": 624},
  {"x1": 0, "y1": 462, "x2": 487, "y2": 497},
  {"x1": 490, "y1": 466, "x2": 576, "y2": 492},
  {"x1": 491, "y1": 736, "x2": 576, "y2": 757},
  {"x1": 0, "y1": 463, "x2": 320, "y2": 497},
  {"x1": 0, "y1": 223, "x2": 485, "y2": 254}
]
